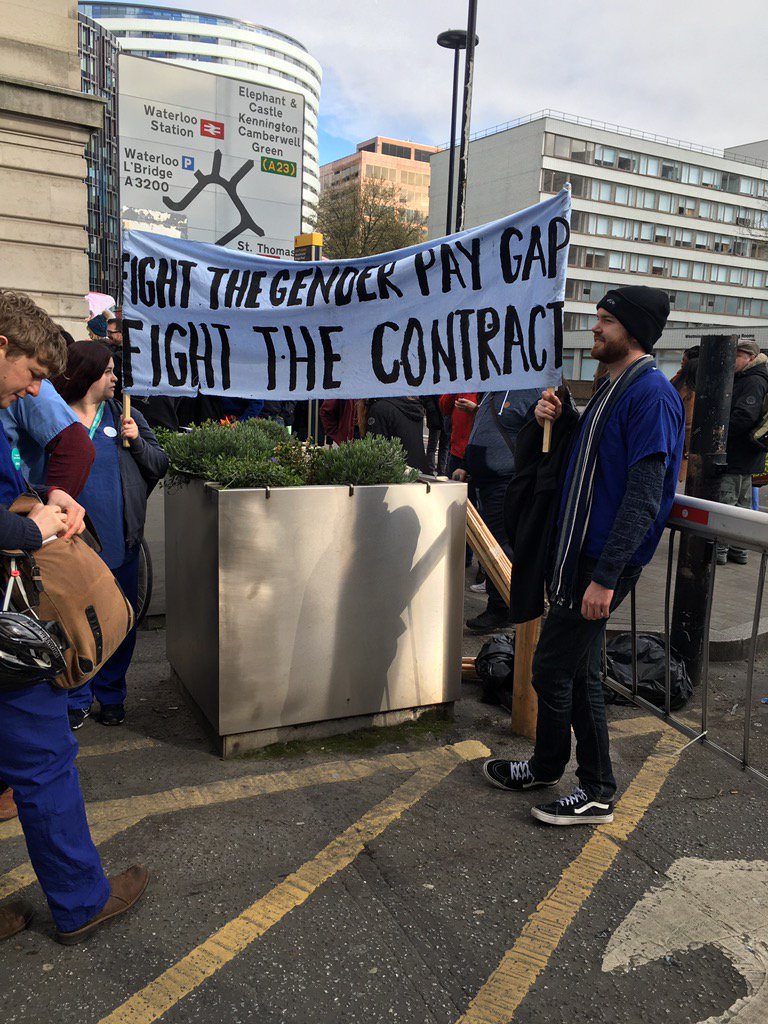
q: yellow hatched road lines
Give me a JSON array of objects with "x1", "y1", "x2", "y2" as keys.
[
  {"x1": 453, "y1": 724, "x2": 686, "y2": 1024},
  {"x1": 95, "y1": 741, "x2": 488, "y2": 1024},
  {"x1": 0, "y1": 742, "x2": 489, "y2": 901}
]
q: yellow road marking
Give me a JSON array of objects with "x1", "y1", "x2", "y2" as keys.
[
  {"x1": 78, "y1": 737, "x2": 159, "y2": 760},
  {"x1": 96, "y1": 741, "x2": 485, "y2": 1024},
  {"x1": 0, "y1": 742, "x2": 490, "y2": 903},
  {"x1": 0, "y1": 743, "x2": 487, "y2": 846},
  {"x1": 454, "y1": 725, "x2": 686, "y2": 1023}
]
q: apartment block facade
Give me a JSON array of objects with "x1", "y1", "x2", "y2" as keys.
[
  {"x1": 429, "y1": 112, "x2": 768, "y2": 382},
  {"x1": 320, "y1": 137, "x2": 438, "y2": 233}
]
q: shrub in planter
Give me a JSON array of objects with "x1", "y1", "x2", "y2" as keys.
[{"x1": 157, "y1": 418, "x2": 419, "y2": 489}]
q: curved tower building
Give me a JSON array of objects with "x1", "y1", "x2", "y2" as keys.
[{"x1": 79, "y1": 3, "x2": 322, "y2": 230}]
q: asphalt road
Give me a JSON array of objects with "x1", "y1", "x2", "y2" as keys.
[{"x1": 2, "y1": 621, "x2": 767, "y2": 1024}]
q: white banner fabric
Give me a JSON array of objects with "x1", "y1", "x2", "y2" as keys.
[{"x1": 121, "y1": 188, "x2": 571, "y2": 400}]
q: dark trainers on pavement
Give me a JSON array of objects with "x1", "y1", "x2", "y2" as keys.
[
  {"x1": 531, "y1": 787, "x2": 614, "y2": 825},
  {"x1": 68, "y1": 708, "x2": 90, "y2": 731},
  {"x1": 97, "y1": 703, "x2": 125, "y2": 726},
  {"x1": 466, "y1": 609, "x2": 511, "y2": 633},
  {"x1": 482, "y1": 759, "x2": 561, "y2": 791}
]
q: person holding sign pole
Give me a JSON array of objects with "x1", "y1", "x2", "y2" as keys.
[
  {"x1": 53, "y1": 342, "x2": 168, "y2": 728},
  {"x1": 457, "y1": 387, "x2": 540, "y2": 632},
  {"x1": 483, "y1": 286, "x2": 684, "y2": 825}
]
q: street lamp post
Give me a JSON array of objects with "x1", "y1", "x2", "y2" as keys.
[
  {"x1": 454, "y1": 0, "x2": 479, "y2": 233},
  {"x1": 437, "y1": 24, "x2": 479, "y2": 236}
]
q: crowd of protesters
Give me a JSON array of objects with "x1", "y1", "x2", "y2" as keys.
[{"x1": 1, "y1": 280, "x2": 767, "y2": 949}]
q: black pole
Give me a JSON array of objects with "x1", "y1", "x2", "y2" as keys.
[
  {"x1": 670, "y1": 335, "x2": 737, "y2": 685},
  {"x1": 454, "y1": 0, "x2": 478, "y2": 233},
  {"x1": 445, "y1": 46, "x2": 461, "y2": 235}
]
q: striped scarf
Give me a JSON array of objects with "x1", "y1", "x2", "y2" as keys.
[{"x1": 549, "y1": 355, "x2": 654, "y2": 608}]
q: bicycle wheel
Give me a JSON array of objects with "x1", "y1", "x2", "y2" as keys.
[{"x1": 136, "y1": 537, "x2": 153, "y2": 628}]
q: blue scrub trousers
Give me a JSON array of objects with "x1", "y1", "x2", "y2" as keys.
[
  {"x1": 68, "y1": 548, "x2": 140, "y2": 712},
  {"x1": 0, "y1": 682, "x2": 109, "y2": 931}
]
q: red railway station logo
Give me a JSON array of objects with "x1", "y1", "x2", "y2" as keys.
[{"x1": 200, "y1": 119, "x2": 225, "y2": 139}]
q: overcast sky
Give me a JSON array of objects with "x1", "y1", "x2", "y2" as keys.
[{"x1": 152, "y1": 0, "x2": 765, "y2": 163}]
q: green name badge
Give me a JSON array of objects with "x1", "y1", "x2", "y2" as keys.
[
  {"x1": 11, "y1": 447, "x2": 21, "y2": 470},
  {"x1": 260, "y1": 157, "x2": 297, "y2": 178}
]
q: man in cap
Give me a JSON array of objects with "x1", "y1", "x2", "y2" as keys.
[
  {"x1": 716, "y1": 338, "x2": 768, "y2": 564},
  {"x1": 483, "y1": 286, "x2": 684, "y2": 825}
]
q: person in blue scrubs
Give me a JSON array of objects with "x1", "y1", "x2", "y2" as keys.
[
  {"x1": 53, "y1": 342, "x2": 169, "y2": 729},
  {"x1": 0, "y1": 289, "x2": 148, "y2": 943}
]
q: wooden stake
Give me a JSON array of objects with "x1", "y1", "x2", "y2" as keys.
[
  {"x1": 466, "y1": 501, "x2": 511, "y2": 602},
  {"x1": 542, "y1": 387, "x2": 554, "y2": 453},
  {"x1": 464, "y1": 499, "x2": 541, "y2": 741},
  {"x1": 511, "y1": 617, "x2": 540, "y2": 740},
  {"x1": 122, "y1": 394, "x2": 131, "y2": 448}
]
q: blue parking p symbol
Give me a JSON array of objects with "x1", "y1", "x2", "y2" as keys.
[{"x1": 182, "y1": 156, "x2": 195, "y2": 171}]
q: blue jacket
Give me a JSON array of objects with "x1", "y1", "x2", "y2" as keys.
[{"x1": 464, "y1": 389, "x2": 540, "y2": 482}]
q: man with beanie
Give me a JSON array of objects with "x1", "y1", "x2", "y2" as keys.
[
  {"x1": 483, "y1": 285, "x2": 684, "y2": 825},
  {"x1": 716, "y1": 338, "x2": 768, "y2": 565}
]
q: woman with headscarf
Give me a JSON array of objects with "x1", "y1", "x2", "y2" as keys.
[{"x1": 53, "y1": 342, "x2": 168, "y2": 728}]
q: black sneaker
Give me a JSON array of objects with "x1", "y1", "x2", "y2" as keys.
[
  {"x1": 531, "y1": 787, "x2": 614, "y2": 825},
  {"x1": 482, "y1": 759, "x2": 561, "y2": 791},
  {"x1": 96, "y1": 703, "x2": 125, "y2": 726},
  {"x1": 68, "y1": 708, "x2": 90, "y2": 731},
  {"x1": 466, "y1": 609, "x2": 511, "y2": 633}
]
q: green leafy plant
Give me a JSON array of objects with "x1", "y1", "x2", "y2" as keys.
[
  {"x1": 311, "y1": 435, "x2": 418, "y2": 486},
  {"x1": 157, "y1": 420, "x2": 418, "y2": 489}
]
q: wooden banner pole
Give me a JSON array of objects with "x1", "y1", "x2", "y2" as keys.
[
  {"x1": 465, "y1": 500, "x2": 540, "y2": 740},
  {"x1": 122, "y1": 394, "x2": 131, "y2": 448}
]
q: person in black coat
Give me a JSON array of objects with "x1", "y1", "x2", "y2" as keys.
[
  {"x1": 717, "y1": 340, "x2": 768, "y2": 564},
  {"x1": 366, "y1": 397, "x2": 429, "y2": 472}
]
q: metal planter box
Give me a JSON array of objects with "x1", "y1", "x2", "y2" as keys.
[{"x1": 165, "y1": 478, "x2": 466, "y2": 756}]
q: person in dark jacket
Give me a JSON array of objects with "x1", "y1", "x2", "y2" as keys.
[
  {"x1": 0, "y1": 289, "x2": 148, "y2": 945},
  {"x1": 53, "y1": 342, "x2": 169, "y2": 728},
  {"x1": 717, "y1": 340, "x2": 768, "y2": 564},
  {"x1": 456, "y1": 388, "x2": 540, "y2": 631},
  {"x1": 366, "y1": 397, "x2": 429, "y2": 472}
]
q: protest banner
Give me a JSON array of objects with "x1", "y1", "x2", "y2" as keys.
[{"x1": 121, "y1": 187, "x2": 570, "y2": 400}]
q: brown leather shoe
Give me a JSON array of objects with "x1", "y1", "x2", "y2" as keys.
[
  {"x1": 0, "y1": 787, "x2": 18, "y2": 821},
  {"x1": 0, "y1": 899, "x2": 33, "y2": 940},
  {"x1": 56, "y1": 865, "x2": 149, "y2": 945}
]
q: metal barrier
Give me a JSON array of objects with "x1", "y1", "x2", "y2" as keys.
[{"x1": 603, "y1": 493, "x2": 768, "y2": 786}]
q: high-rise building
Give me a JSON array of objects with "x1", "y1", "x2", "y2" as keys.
[
  {"x1": 320, "y1": 137, "x2": 438, "y2": 234},
  {"x1": 79, "y1": 3, "x2": 322, "y2": 230},
  {"x1": 79, "y1": 13, "x2": 121, "y2": 298},
  {"x1": 429, "y1": 111, "x2": 768, "y2": 383}
]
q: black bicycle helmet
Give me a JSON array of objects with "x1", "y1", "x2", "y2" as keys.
[{"x1": 0, "y1": 612, "x2": 67, "y2": 688}]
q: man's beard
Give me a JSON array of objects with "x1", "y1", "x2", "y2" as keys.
[{"x1": 591, "y1": 335, "x2": 632, "y2": 364}]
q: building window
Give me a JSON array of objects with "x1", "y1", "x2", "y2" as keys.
[
  {"x1": 414, "y1": 149, "x2": 432, "y2": 163},
  {"x1": 381, "y1": 142, "x2": 412, "y2": 160}
]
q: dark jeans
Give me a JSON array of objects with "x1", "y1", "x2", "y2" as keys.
[
  {"x1": 529, "y1": 559, "x2": 642, "y2": 801},
  {"x1": 476, "y1": 477, "x2": 513, "y2": 614},
  {"x1": 427, "y1": 427, "x2": 449, "y2": 476}
]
